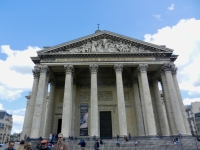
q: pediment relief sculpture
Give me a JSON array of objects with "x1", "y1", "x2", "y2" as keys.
[{"x1": 66, "y1": 39, "x2": 149, "y2": 53}]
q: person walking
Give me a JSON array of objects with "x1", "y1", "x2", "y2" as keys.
[
  {"x1": 17, "y1": 140, "x2": 25, "y2": 150},
  {"x1": 94, "y1": 139, "x2": 99, "y2": 150},
  {"x1": 117, "y1": 134, "x2": 119, "y2": 141},
  {"x1": 128, "y1": 133, "x2": 131, "y2": 140},
  {"x1": 53, "y1": 133, "x2": 68, "y2": 150},
  {"x1": 79, "y1": 140, "x2": 86, "y2": 150},
  {"x1": 25, "y1": 142, "x2": 32, "y2": 150},
  {"x1": 4, "y1": 141, "x2": 15, "y2": 150},
  {"x1": 38, "y1": 140, "x2": 51, "y2": 150}
]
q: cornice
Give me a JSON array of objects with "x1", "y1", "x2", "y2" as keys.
[{"x1": 31, "y1": 52, "x2": 172, "y2": 64}]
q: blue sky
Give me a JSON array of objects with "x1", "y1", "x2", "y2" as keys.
[{"x1": 0, "y1": 0, "x2": 200, "y2": 134}]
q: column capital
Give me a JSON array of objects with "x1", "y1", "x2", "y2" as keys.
[
  {"x1": 161, "y1": 63, "x2": 172, "y2": 72},
  {"x1": 114, "y1": 64, "x2": 123, "y2": 73},
  {"x1": 172, "y1": 66, "x2": 178, "y2": 75},
  {"x1": 137, "y1": 64, "x2": 148, "y2": 73},
  {"x1": 32, "y1": 67, "x2": 40, "y2": 78},
  {"x1": 64, "y1": 65, "x2": 74, "y2": 74},
  {"x1": 40, "y1": 65, "x2": 49, "y2": 75},
  {"x1": 89, "y1": 64, "x2": 98, "y2": 74}
]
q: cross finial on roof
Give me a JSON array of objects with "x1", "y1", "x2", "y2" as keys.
[{"x1": 97, "y1": 24, "x2": 100, "y2": 29}]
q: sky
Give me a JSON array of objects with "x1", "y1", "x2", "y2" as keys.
[{"x1": 0, "y1": 0, "x2": 200, "y2": 134}]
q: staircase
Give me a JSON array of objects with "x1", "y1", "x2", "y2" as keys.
[{"x1": 28, "y1": 136, "x2": 200, "y2": 150}]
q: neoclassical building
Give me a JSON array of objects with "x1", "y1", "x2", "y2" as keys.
[
  {"x1": 0, "y1": 110, "x2": 13, "y2": 143},
  {"x1": 22, "y1": 30, "x2": 190, "y2": 139}
]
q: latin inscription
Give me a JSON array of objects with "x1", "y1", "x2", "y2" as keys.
[{"x1": 55, "y1": 57, "x2": 155, "y2": 62}]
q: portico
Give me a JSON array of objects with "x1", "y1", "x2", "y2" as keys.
[{"x1": 21, "y1": 30, "x2": 191, "y2": 138}]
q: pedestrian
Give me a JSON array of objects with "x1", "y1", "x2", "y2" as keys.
[
  {"x1": 117, "y1": 134, "x2": 119, "y2": 141},
  {"x1": 4, "y1": 141, "x2": 15, "y2": 150},
  {"x1": 124, "y1": 135, "x2": 128, "y2": 142},
  {"x1": 25, "y1": 142, "x2": 32, "y2": 150},
  {"x1": 38, "y1": 140, "x2": 51, "y2": 150},
  {"x1": 17, "y1": 140, "x2": 25, "y2": 150},
  {"x1": 78, "y1": 140, "x2": 86, "y2": 150},
  {"x1": 128, "y1": 133, "x2": 131, "y2": 140},
  {"x1": 134, "y1": 140, "x2": 138, "y2": 146},
  {"x1": 93, "y1": 135, "x2": 96, "y2": 140},
  {"x1": 49, "y1": 133, "x2": 52, "y2": 141},
  {"x1": 53, "y1": 133, "x2": 68, "y2": 150},
  {"x1": 178, "y1": 131, "x2": 182, "y2": 138},
  {"x1": 94, "y1": 139, "x2": 99, "y2": 150},
  {"x1": 116, "y1": 140, "x2": 120, "y2": 147}
]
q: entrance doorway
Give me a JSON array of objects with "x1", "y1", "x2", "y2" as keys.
[
  {"x1": 57, "y1": 119, "x2": 62, "y2": 134},
  {"x1": 100, "y1": 111, "x2": 112, "y2": 139}
]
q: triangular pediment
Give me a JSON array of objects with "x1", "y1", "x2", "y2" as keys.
[{"x1": 38, "y1": 30, "x2": 173, "y2": 54}]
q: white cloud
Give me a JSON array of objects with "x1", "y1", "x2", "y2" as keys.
[
  {"x1": 183, "y1": 98, "x2": 200, "y2": 105},
  {"x1": 168, "y1": 4, "x2": 175, "y2": 10},
  {"x1": 144, "y1": 18, "x2": 200, "y2": 97},
  {"x1": 11, "y1": 115, "x2": 24, "y2": 134},
  {"x1": 153, "y1": 14, "x2": 162, "y2": 21},
  {"x1": 7, "y1": 108, "x2": 26, "y2": 116},
  {"x1": 0, "y1": 45, "x2": 40, "y2": 100},
  {"x1": 0, "y1": 103, "x2": 4, "y2": 110}
]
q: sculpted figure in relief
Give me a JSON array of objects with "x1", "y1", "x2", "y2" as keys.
[
  {"x1": 66, "y1": 38, "x2": 148, "y2": 53},
  {"x1": 91, "y1": 41, "x2": 97, "y2": 52}
]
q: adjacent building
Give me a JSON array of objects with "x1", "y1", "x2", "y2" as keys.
[
  {"x1": 0, "y1": 110, "x2": 13, "y2": 143},
  {"x1": 22, "y1": 30, "x2": 191, "y2": 139},
  {"x1": 185, "y1": 102, "x2": 200, "y2": 136}
]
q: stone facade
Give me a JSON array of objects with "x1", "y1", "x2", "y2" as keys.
[
  {"x1": 0, "y1": 110, "x2": 13, "y2": 143},
  {"x1": 21, "y1": 30, "x2": 190, "y2": 138}
]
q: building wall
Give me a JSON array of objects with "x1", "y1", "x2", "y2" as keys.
[{"x1": 0, "y1": 110, "x2": 13, "y2": 143}]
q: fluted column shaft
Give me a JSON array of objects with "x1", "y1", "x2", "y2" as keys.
[
  {"x1": 132, "y1": 78, "x2": 145, "y2": 136},
  {"x1": 114, "y1": 64, "x2": 127, "y2": 136},
  {"x1": 61, "y1": 65, "x2": 74, "y2": 137},
  {"x1": 160, "y1": 71, "x2": 176, "y2": 135},
  {"x1": 138, "y1": 74, "x2": 148, "y2": 135},
  {"x1": 153, "y1": 79, "x2": 170, "y2": 136},
  {"x1": 149, "y1": 81, "x2": 161, "y2": 135},
  {"x1": 71, "y1": 81, "x2": 76, "y2": 136},
  {"x1": 31, "y1": 65, "x2": 49, "y2": 138},
  {"x1": 162, "y1": 64, "x2": 186, "y2": 134},
  {"x1": 172, "y1": 67, "x2": 191, "y2": 135},
  {"x1": 90, "y1": 64, "x2": 99, "y2": 136},
  {"x1": 44, "y1": 80, "x2": 56, "y2": 137},
  {"x1": 21, "y1": 100, "x2": 30, "y2": 139},
  {"x1": 40, "y1": 74, "x2": 49, "y2": 137},
  {"x1": 22, "y1": 67, "x2": 40, "y2": 138},
  {"x1": 138, "y1": 64, "x2": 156, "y2": 135}
]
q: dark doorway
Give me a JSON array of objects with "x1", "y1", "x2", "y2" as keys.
[
  {"x1": 57, "y1": 119, "x2": 62, "y2": 134},
  {"x1": 100, "y1": 111, "x2": 112, "y2": 139}
]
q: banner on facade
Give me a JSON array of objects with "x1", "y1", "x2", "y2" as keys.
[{"x1": 80, "y1": 103, "x2": 88, "y2": 136}]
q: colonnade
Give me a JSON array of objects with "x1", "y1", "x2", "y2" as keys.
[{"x1": 22, "y1": 63, "x2": 190, "y2": 138}]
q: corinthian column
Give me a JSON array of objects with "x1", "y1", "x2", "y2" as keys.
[
  {"x1": 152, "y1": 79, "x2": 170, "y2": 136},
  {"x1": 44, "y1": 80, "x2": 56, "y2": 137},
  {"x1": 160, "y1": 70, "x2": 176, "y2": 135},
  {"x1": 89, "y1": 64, "x2": 99, "y2": 136},
  {"x1": 22, "y1": 67, "x2": 40, "y2": 138},
  {"x1": 137, "y1": 64, "x2": 156, "y2": 135},
  {"x1": 61, "y1": 65, "x2": 74, "y2": 137},
  {"x1": 31, "y1": 65, "x2": 49, "y2": 138},
  {"x1": 114, "y1": 64, "x2": 127, "y2": 136},
  {"x1": 161, "y1": 63, "x2": 186, "y2": 134},
  {"x1": 172, "y1": 66, "x2": 191, "y2": 135},
  {"x1": 132, "y1": 78, "x2": 145, "y2": 136}
]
